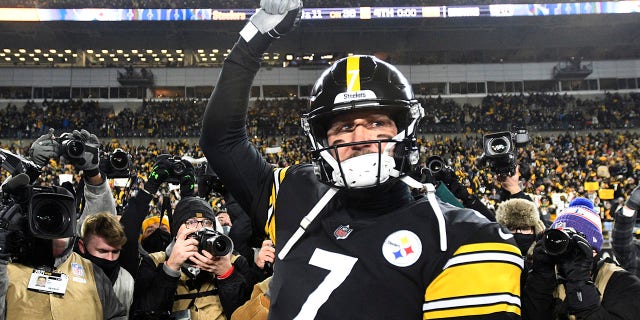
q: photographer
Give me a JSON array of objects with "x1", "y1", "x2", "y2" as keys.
[
  {"x1": 522, "y1": 197, "x2": 640, "y2": 319},
  {"x1": 132, "y1": 196, "x2": 251, "y2": 320},
  {"x1": 0, "y1": 130, "x2": 126, "y2": 319},
  {"x1": 611, "y1": 185, "x2": 640, "y2": 278},
  {"x1": 119, "y1": 154, "x2": 191, "y2": 276},
  {"x1": 423, "y1": 156, "x2": 496, "y2": 221}
]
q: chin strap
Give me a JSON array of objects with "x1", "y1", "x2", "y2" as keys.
[
  {"x1": 278, "y1": 187, "x2": 339, "y2": 260},
  {"x1": 401, "y1": 176, "x2": 448, "y2": 252}
]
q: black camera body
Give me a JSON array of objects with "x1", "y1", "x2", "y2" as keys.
[
  {"x1": 164, "y1": 156, "x2": 188, "y2": 184},
  {"x1": 99, "y1": 148, "x2": 133, "y2": 179},
  {"x1": 195, "y1": 161, "x2": 226, "y2": 196},
  {"x1": 188, "y1": 227, "x2": 233, "y2": 257},
  {"x1": 542, "y1": 227, "x2": 586, "y2": 256},
  {"x1": 56, "y1": 134, "x2": 85, "y2": 159},
  {"x1": 478, "y1": 129, "x2": 529, "y2": 177}
]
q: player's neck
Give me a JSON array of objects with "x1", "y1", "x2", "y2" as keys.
[{"x1": 341, "y1": 181, "x2": 412, "y2": 218}]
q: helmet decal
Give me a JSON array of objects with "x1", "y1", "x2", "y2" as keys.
[{"x1": 346, "y1": 56, "x2": 361, "y2": 92}]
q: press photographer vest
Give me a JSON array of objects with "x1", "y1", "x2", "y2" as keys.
[
  {"x1": 149, "y1": 251, "x2": 238, "y2": 320},
  {"x1": 6, "y1": 252, "x2": 103, "y2": 319}
]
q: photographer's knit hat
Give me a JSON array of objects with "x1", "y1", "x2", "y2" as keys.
[
  {"x1": 170, "y1": 196, "x2": 217, "y2": 238},
  {"x1": 495, "y1": 198, "x2": 546, "y2": 234},
  {"x1": 551, "y1": 197, "x2": 603, "y2": 252}
]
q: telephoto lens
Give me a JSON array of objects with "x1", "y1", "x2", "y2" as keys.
[
  {"x1": 61, "y1": 139, "x2": 85, "y2": 159},
  {"x1": 193, "y1": 228, "x2": 234, "y2": 256},
  {"x1": 542, "y1": 228, "x2": 573, "y2": 256}
]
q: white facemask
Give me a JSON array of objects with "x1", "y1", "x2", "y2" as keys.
[{"x1": 331, "y1": 153, "x2": 397, "y2": 188}]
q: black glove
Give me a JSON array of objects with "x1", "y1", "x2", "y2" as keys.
[
  {"x1": 145, "y1": 155, "x2": 172, "y2": 195},
  {"x1": 530, "y1": 237, "x2": 557, "y2": 279},
  {"x1": 28, "y1": 128, "x2": 60, "y2": 167},
  {"x1": 179, "y1": 160, "x2": 196, "y2": 198},
  {"x1": 558, "y1": 234, "x2": 600, "y2": 312},
  {"x1": 0, "y1": 203, "x2": 26, "y2": 261},
  {"x1": 239, "y1": 0, "x2": 302, "y2": 56},
  {"x1": 60, "y1": 129, "x2": 100, "y2": 174},
  {"x1": 625, "y1": 185, "x2": 640, "y2": 211}
]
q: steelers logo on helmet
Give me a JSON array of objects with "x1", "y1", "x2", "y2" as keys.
[{"x1": 301, "y1": 55, "x2": 425, "y2": 189}]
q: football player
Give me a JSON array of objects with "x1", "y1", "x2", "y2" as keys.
[{"x1": 200, "y1": 1, "x2": 523, "y2": 318}]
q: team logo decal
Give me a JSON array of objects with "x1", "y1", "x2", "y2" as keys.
[
  {"x1": 334, "y1": 225, "x2": 353, "y2": 240},
  {"x1": 382, "y1": 230, "x2": 422, "y2": 267}
]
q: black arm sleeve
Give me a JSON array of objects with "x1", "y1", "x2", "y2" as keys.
[
  {"x1": 119, "y1": 190, "x2": 153, "y2": 276},
  {"x1": 132, "y1": 254, "x2": 179, "y2": 315},
  {"x1": 199, "y1": 40, "x2": 275, "y2": 238},
  {"x1": 217, "y1": 255, "x2": 252, "y2": 319}
]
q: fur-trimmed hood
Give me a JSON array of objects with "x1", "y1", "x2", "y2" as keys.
[{"x1": 495, "y1": 198, "x2": 545, "y2": 235}]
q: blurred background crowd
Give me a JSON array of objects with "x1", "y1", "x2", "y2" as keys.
[{"x1": 2, "y1": 92, "x2": 639, "y2": 228}]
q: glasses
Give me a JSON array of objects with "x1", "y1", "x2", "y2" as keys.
[{"x1": 184, "y1": 218, "x2": 214, "y2": 229}]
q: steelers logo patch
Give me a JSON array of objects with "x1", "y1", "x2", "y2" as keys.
[{"x1": 381, "y1": 230, "x2": 422, "y2": 267}]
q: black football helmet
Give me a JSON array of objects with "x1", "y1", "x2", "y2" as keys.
[{"x1": 301, "y1": 55, "x2": 424, "y2": 189}]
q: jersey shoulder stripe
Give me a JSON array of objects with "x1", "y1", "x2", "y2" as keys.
[
  {"x1": 266, "y1": 166, "x2": 289, "y2": 245},
  {"x1": 424, "y1": 240, "x2": 523, "y2": 318}
]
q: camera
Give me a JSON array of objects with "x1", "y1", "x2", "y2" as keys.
[
  {"x1": 99, "y1": 148, "x2": 133, "y2": 179},
  {"x1": 542, "y1": 228, "x2": 586, "y2": 256},
  {"x1": 1, "y1": 178, "x2": 76, "y2": 242},
  {"x1": 27, "y1": 185, "x2": 76, "y2": 239},
  {"x1": 164, "y1": 156, "x2": 188, "y2": 184},
  {"x1": 56, "y1": 134, "x2": 85, "y2": 159},
  {"x1": 195, "y1": 161, "x2": 225, "y2": 196},
  {"x1": 478, "y1": 128, "x2": 529, "y2": 177},
  {"x1": 188, "y1": 227, "x2": 233, "y2": 256},
  {"x1": 425, "y1": 155, "x2": 447, "y2": 181}
]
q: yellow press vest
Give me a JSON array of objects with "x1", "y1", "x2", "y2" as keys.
[
  {"x1": 7, "y1": 252, "x2": 103, "y2": 320},
  {"x1": 149, "y1": 251, "x2": 230, "y2": 320}
]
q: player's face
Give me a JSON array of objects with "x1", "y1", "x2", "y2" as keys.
[
  {"x1": 82, "y1": 235, "x2": 122, "y2": 261},
  {"x1": 326, "y1": 111, "x2": 397, "y2": 161}
]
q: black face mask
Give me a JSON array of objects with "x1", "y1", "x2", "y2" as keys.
[
  {"x1": 513, "y1": 233, "x2": 536, "y2": 256},
  {"x1": 84, "y1": 252, "x2": 120, "y2": 284},
  {"x1": 141, "y1": 229, "x2": 171, "y2": 254}
]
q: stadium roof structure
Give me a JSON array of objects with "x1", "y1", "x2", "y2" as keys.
[{"x1": 0, "y1": 4, "x2": 638, "y2": 65}]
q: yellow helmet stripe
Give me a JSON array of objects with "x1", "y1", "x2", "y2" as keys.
[{"x1": 346, "y1": 56, "x2": 361, "y2": 92}]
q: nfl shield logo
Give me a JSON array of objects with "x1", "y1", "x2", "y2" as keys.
[{"x1": 334, "y1": 225, "x2": 353, "y2": 240}]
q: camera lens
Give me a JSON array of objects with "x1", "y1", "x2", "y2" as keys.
[
  {"x1": 542, "y1": 228, "x2": 571, "y2": 256},
  {"x1": 427, "y1": 156, "x2": 444, "y2": 173},
  {"x1": 63, "y1": 140, "x2": 85, "y2": 159},
  {"x1": 110, "y1": 149, "x2": 129, "y2": 170},
  {"x1": 172, "y1": 161, "x2": 186, "y2": 176},
  {"x1": 200, "y1": 233, "x2": 233, "y2": 256},
  {"x1": 31, "y1": 200, "x2": 71, "y2": 236},
  {"x1": 488, "y1": 137, "x2": 510, "y2": 155}
]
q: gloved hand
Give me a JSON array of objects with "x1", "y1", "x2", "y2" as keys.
[
  {"x1": 240, "y1": 0, "x2": 302, "y2": 56},
  {"x1": 0, "y1": 203, "x2": 26, "y2": 261},
  {"x1": 60, "y1": 129, "x2": 100, "y2": 174},
  {"x1": 557, "y1": 234, "x2": 595, "y2": 282},
  {"x1": 530, "y1": 237, "x2": 557, "y2": 278},
  {"x1": 558, "y1": 234, "x2": 600, "y2": 312},
  {"x1": 28, "y1": 128, "x2": 60, "y2": 167},
  {"x1": 179, "y1": 160, "x2": 196, "y2": 198},
  {"x1": 625, "y1": 185, "x2": 640, "y2": 211},
  {"x1": 145, "y1": 155, "x2": 172, "y2": 195}
]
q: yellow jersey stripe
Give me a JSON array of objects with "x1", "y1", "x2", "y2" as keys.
[
  {"x1": 454, "y1": 242, "x2": 522, "y2": 256},
  {"x1": 346, "y1": 56, "x2": 361, "y2": 92},
  {"x1": 266, "y1": 166, "x2": 289, "y2": 245},
  {"x1": 426, "y1": 262, "x2": 521, "y2": 301}
]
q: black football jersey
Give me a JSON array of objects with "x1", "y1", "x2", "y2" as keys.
[{"x1": 265, "y1": 166, "x2": 522, "y2": 320}]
